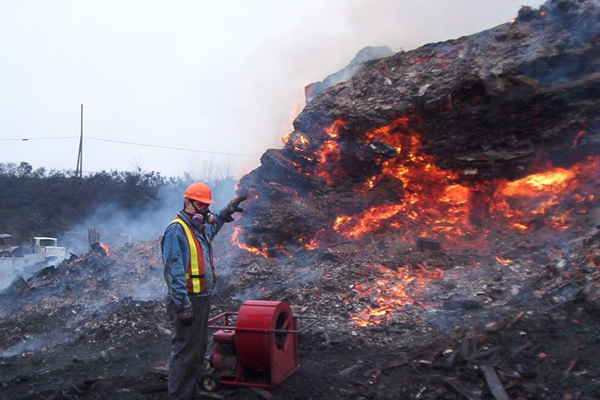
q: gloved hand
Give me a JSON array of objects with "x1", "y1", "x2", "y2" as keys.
[
  {"x1": 177, "y1": 305, "x2": 194, "y2": 327},
  {"x1": 226, "y1": 195, "x2": 248, "y2": 216}
]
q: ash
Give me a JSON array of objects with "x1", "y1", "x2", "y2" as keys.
[{"x1": 0, "y1": 213, "x2": 599, "y2": 399}]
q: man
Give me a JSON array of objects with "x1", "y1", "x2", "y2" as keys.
[{"x1": 161, "y1": 181, "x2": 246, "y2": 400}]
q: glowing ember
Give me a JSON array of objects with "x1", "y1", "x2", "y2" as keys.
[
  {"x1": 234, "y1": 115, "x2": 600, "y2": 313},
  {"x1": 348, "y1": 264, "x2": 443, "y2": 327},
  {"x1": 313, "y1": 119, "x2": 345, "y2": 184},
  {"x1": 498, "y1": 169, "x2": 575, "y2": 197},
  {"x1": 512, "y1": 223, "x2": 529, "y2": 232},
  {"x1": 495, "y1": 256, "x2": 514, "y2": 266},
  {"x1": 325, "y1": 117, "x2": 477, "y2": 245},
  {"x1": 311, "y1": 116, "x2": 600, "y2": 247},
  {"x1": 574, "y1": 130, "x2": 586, "y2": 146},
  {"x1": 100, "y1": 243, "x2": 111, "y2": 256},
  {"x1": 334, "y1": 204, "x2": 406, "y2": 240}
]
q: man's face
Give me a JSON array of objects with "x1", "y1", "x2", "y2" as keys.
[{"x1": 193, "y1": 201, "x2": 209, "y2": 214}]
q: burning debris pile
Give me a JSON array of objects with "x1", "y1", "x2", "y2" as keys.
[
  {"x1": 235, "y1": 0, "x2": 600, "y2": 259},
  {"x1": 3, "y1": 1, "x2": 600, "y2": 399},
  {"x1": 210, "y1": 0, "x2": 600, "y2": 397}
]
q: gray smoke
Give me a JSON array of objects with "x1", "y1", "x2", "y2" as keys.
[{"x1": 60, "y1": 179, "x2": 236, "y2": 256}]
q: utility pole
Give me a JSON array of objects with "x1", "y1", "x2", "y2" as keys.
[{"x1": 76, "y1": 104, "x2": 83, "y2": 178}]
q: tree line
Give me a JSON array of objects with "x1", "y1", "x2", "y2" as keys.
[{"x1": 0, "y1": 162, "x2": 236, "y2": 240}]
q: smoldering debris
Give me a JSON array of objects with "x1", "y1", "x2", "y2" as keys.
[{"x1": 2, "y1": 1, "x2": 600, "y2": 399}]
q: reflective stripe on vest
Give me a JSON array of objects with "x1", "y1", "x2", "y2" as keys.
[{"x1": 170, "y1": 217, "x2": 206, "y2": 293}]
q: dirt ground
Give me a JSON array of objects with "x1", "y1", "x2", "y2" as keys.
[{"x1": 1, "y1": 218, "x2": 600, "y2": 400}]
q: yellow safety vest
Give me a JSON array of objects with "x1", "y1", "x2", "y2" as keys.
[{"x1": 170, "y1": 217, "x2": 215, "y2": 293}]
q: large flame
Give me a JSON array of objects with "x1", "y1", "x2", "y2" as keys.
[
  {"x1": 232, "y1": 116, "x2": 600, "y2": 325},
  {"x1": 309, "y1": 117, "x2": 599, "y2": 246}
]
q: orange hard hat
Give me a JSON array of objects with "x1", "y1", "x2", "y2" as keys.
[{"x1": 184, "y1": 182, "x2": 216, "y2": 204}]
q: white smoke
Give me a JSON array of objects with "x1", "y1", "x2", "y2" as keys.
[
  {"x1": 0, "y1": 1, "x2": 546, "y2": 178},
  {"x1": 60, "y1": 180, "x2": 236, "y2": 256}
]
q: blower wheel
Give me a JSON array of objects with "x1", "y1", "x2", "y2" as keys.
[{"x1": 200, "y1": 373, "x2": 220, "y2": 392}]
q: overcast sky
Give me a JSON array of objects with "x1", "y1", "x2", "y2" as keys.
[{"x1": 0, "y1": 0, "x2": 546, "y2": 180}]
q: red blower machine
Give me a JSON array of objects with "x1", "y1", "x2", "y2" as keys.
[{"x1": 200, "y1": 300, "x2": 316, "y2": 391}]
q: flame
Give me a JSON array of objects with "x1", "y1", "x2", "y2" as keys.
[
  {"x1": 349, "y1": 265, "x2": 443, "y2": 327},
  {"x1": 311, "y1": 119, "x2": 345, "y2": 184},
  {"x1": 328, "y1": 117, "x2": 476, "y2": 245},
  {"x1": 229, "y1": 190, "x2": 272, "y2": 258},
  {"x1": 497, "y1": 168, "x2": 575, "y2": 196},
  {"x1": 495, "y1": 256, "x2": 513, "y2": 265},
  {"x1": 233, "y1": 116, "x2": 600, "y2": 321},
  {"x1": 100, "y1": 243, "x2": 111, "y2": 256},
  {"x1": 325, "y1": 119, "x2": 345, "y2": 139},
  {"x1": 306, "y1": 116, "x2": 600, "y2": 249},
  {"x1": 231, "y1": 226, "x2": 269, "y2": 258},
  {"x1": 334, "y1": 204, "x2": 406, "y2": 240}
]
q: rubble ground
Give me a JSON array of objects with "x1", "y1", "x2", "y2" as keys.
[
  {"x1": 1, "y1": 221, "x2": 600, "y2": 400},
  {"x1": 2, "y1": 1, "x2": 600, "y2": 399}
]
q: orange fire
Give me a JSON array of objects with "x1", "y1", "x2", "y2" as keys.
[
  {"x1": 237, "y1": 117, "x2": 600, "y2": 258},
  {"x1": 334, "y1": 204, "x2": 406, "y2": 240},
  {"x1": 231, "y1": 116, "x2": 600, "y2": 324},
  {"x1": 319, "y1": 117, "x2": 477, "y2": 246},
  {"x1": 313, "y1": 119, "x2": 345, "y2": 184},
  {"x1": 495, "y1": 256, "x2": 514, "y2": 265},
  {"x1": 231, "y1": 226, "x2": 269, "y2": 258},
  {"x1": 497, "y1": 168, "x2": 575, "y2": 196},
  {"x1": 349, "y1": 264, "x2": 443, "y2": 327},
  {"x1": 305, "y1": 117, "x2": 600, "y2": 248},
  {"x1": 100, "y1": 243, "x2": 111, "y2": 256}
]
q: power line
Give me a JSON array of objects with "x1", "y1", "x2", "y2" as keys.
[
  {"x1": 85, "y1": 136, "x2": 259, "y2": 158},
  {"x1": 1, "y1": 135, "x2": 260, "y2": 158},
  {"x1": 0, "y1": 137, "x2": 77, "y2": 141}
]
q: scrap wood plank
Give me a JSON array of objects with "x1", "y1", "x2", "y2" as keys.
[
  {"x1": 337, "y1": 361, "x2": 365, "y2": 377},
  {"x1": 460, "y1": 338, "x2": 471, "y2": 359},
  {"x1": 506, "y1": 311, "x2": 525, "y2": 329},
  {"x1": 384, "y1": 349, "x2": 423, "y2": 370},
  {"x1": 443, "y1": 377, "x2": 480, "y2": 400},
  {"x1": 464, "y1": 346, "x2": 500, "y2": 361},
  {"x1": 383, "y1": 358, "x2": 409, "y2": 370},
  {"x1": 480, "y1": 364, "x2": 510, "y2": 400}
]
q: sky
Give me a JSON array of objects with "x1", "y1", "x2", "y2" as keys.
[{"x1": 0, "y1": 0, "x2": 546, "y2": 180}]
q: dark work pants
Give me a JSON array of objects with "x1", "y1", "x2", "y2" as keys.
[{"x1": 167, "y1": 296, "x2": 211, "y2": 400}]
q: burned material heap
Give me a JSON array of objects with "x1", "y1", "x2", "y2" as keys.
[
  {"x1": 5, "y1": 1, "x2": 600, "y2": 400},
  {"x1": 234, "y1": 0, "x2": 600, "y2": 257}
]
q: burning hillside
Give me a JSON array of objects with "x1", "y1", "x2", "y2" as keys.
[
  {"x1": 219, "y1": 0, "x2": 600, "y2": 328},
  {"x1": 234, "y1": 0, "x2": 600, "y2": 259},
  {"x1": 3, "y1": 1, "x2": 600, "y2": 399}
]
